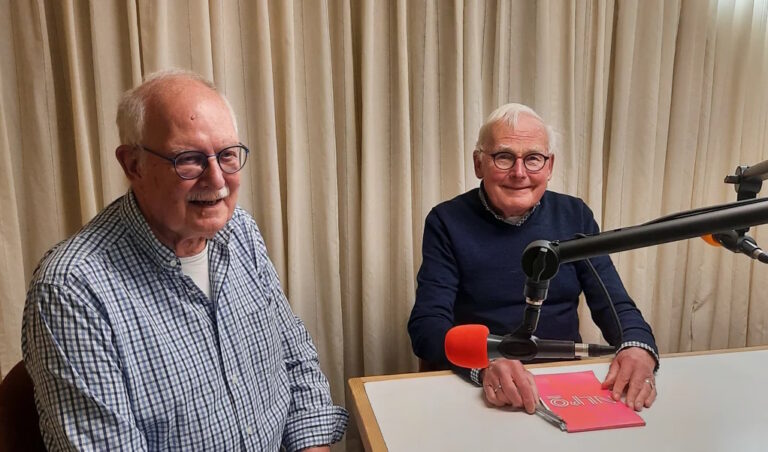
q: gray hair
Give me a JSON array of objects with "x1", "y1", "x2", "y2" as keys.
[
  {"x1": 475, "y1": 103, "x2": 557, "y2": 155},
  {"x1": 116, "y1": 69, "x2": 238, "y2": 147}
]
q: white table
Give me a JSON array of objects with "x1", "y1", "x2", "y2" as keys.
[{"x1": 348, "y1": 347, "x2": 768, "y2": 452}]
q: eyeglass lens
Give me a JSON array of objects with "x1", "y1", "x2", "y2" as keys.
[
  {"x1": 175, "y1": 146, "x2": 248, "y2": 179},
  {"x1": 491, "y1": 152, "x2": 548, "y2": 171}
]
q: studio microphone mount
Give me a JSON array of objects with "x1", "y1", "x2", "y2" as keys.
[
  {"x1": 724, "y1": 159, "x2": 768, "y2": 201},
  {"x1": 517, "y1": 189, "x2": 768, "y2": 342},
  {"x1": 499, "y1": 160, "x2": 768, "y2": 360},
  {"x1": 721, "y1": 158, "x2": 768, "y2": 241},
  {"x1": 712, "y1": 230, "x2": 768, "y2": 263}
]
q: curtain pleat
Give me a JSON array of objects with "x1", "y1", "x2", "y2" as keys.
[{"x1": 0, "y1": 53, "x2": 27, "y2": 374}]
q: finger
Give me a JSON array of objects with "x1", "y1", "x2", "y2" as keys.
[
  {"x1": 483, "y1": 383, "x2": 505, "y2": 407},
  {"x1": 528, "y1": 372, "x2": 540, "y2": 402},
  {"x1": 481, "y1": 365, "x2": 495, "y2": 387},
  {"x1": 611, "y1": 367, "x2": 632, "y2": 401},
  {"x1": 498, "y1": 374, "x2": 522, "y2": 408},
  {"x1": 481, "y1": 367, "x2": 500, "y2": 405},
  {"x1": 644, "y1": 381, "x2": 657, "y2": 408},
  {"x1": 632, "y1": 377, "x2": 657, "y2": 411},
  {"x1": 516, "y1": 372, "x2": 539, "y2": 414},
  {"x1": 602, "y1": 359, "x2": 620, "y2": 389},
  {"x1": 625, "y1": 378, "x2": 645, "y2": 411}
]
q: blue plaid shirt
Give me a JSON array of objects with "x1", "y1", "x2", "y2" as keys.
[{"x1": 22, "y1": 192, "x2": 348, "y2": 451}]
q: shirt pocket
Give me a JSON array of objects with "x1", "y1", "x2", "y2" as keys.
[{"x1": 235, "y1": 290, "x2": 283, "y2": 372}]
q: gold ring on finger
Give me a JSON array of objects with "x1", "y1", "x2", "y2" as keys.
[{"x1": 644, "y1": 377, "x2": 655, "y2": 391}]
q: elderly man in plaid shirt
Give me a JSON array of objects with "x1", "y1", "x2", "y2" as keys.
[{"x1": 22, "y1": 70, "x2": 348, "y2": 451}]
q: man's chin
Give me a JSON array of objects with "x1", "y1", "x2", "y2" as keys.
[
  {"x1": 188, "y1": 213, "x2": 231, "y2": 235},
  {"x1": 190, "y1": 223, "x2": 227, "y2": 239},
  {"x1": 499, "y1": 200, "x2": 535, "y2": 217}
]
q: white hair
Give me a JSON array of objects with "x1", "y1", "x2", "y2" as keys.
[
  {"x1": 475, "y1": 103, "x2": 557, "y2": 155},
  {"x1": 115, "y1": 69, "x2": 238, "y2": 147}
]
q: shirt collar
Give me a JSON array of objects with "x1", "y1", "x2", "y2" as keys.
[
  {"x1": 478, "y1": 182, "x2": 539, "y2": 226},
  {"x1": 119, "y1": 191, "x2": 233, "y2": 269}
]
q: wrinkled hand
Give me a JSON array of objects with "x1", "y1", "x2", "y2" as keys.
[
  {"x1": 602, "y1": 347, "x2": 657, "y2": 411},
  {"x1": 481, "y1": 358, "x2": 538, "y2": 413}
]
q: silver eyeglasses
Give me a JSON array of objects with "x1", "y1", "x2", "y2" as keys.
[{"x1": 139, "y1": 144, "x2": 249, "y2": 180}]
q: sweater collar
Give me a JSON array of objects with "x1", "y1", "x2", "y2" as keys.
[{"x1": 478, "y1": 182, "x2": 539, "y2": 226}]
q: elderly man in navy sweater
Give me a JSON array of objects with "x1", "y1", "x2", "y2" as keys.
[{"x1": 408, "y1": 103, "x2": 658, "y2": 414}]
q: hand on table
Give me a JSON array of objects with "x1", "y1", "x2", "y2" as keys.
[
  {"x1": 601, "y1": 347, "x2": 657, "y2": 411},
  {"x1": 480, "y1": 358, "x2": 538, "y2": 414}
]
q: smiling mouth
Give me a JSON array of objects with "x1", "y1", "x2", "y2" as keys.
[
  {"x1": 501, "y1": 186, "x2": 531, "y2": 191},
  {"x1": 190, "y1": 199, "x2": 224, "y2": 207}
]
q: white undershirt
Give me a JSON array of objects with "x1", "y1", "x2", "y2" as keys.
[{"x1": 179, "y1": 242, "x2": 211, "y2": 299}]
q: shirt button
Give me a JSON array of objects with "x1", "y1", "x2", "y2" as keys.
[
  {"x1": 231, "y1": 375, "x2": 238, "y2": 385},
  {"x1": 169, "y1": 259, "x2": 178, "y2": 267},
  {"x1": 245, "y1": 426, "x2": 253, "y2": 435}
]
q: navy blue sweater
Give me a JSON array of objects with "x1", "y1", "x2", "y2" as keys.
[{"x1": 408, "y1": 188, "x2": 657, "y2": 367}]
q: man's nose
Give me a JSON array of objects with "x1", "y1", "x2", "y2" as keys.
[
  {"x1": 200, "y1": 156, "x2": 226, "y2": 187},
  {"x1": 509, "y1": 158, "x2": 527, "y2": 177}
]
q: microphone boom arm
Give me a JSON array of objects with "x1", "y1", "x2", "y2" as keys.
[
  {"x1": 517, "y1": 198, "x2": 768, "y2": 342},
  {"x1": 525, "y1": 198, "x2": 768, "y2": 270}
]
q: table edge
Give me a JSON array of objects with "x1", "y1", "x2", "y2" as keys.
[{"x1": 347, "y1": 345, "x2": 768, "y2": 451}]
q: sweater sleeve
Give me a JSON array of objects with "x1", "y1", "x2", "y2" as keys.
[
  {"x1": 408, "y1": 209, "x2": 460, "y2": 365},
  {"x1": 574, "y1": 204, "x2": 658, "y2": 355}
]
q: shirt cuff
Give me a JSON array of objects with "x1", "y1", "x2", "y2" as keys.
[
  {"x1": 470, "y1": 368, "x2": 483, "y2": 386},
  {"x1": 617, "y1": 341, "x2": 660, "y2": 372},
  {"x1": 282, "y1": 406, "x2": 349, "y2": 452}
]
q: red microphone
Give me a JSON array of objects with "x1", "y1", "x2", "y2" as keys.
[
  {"x1": 445, "y1": 324, "x2": 617, "y2": 368},
  {"x1": 445, "y1": 324, "x2": 491, "y2": 368}
]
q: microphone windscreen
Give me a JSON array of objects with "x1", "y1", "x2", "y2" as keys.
[
  {"x1": 701, "y1": 234, "x2": 720, "y2": 247},
  {"x1": 444, "y1": 324, "x2": 490, "y2": 368}
]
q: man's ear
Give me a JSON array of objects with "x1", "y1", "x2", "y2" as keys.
[
  {"x1": 116, "y1": 145, "x2": 142, "y2": 181},
  {"x1": 473, "y1": 151, "x2": 483, "y2": 179},
  {"x1": 547, "y1": 153, "x2": 555, "y2": 180}
]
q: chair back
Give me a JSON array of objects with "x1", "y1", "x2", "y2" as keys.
[{"x1": 0, "y1": 361, "x2": 46, "y2": 451}]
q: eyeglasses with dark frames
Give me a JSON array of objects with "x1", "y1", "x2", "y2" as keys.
[
  {"x1": 478, "y1": 149, "x2": 550, "y2": 172},
  {"x1": 138, "y1": 144, "x2": 250, "y2": 180}
]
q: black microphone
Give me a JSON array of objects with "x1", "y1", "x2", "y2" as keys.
[
  {"x1": 445, "y1": 325, "x2": 617, "y2": 368},
  {"x1": 703, "y1": 230, "x2": 768, "y2": 263},
  {"x1": 490, "y1": 334, "x2": 617, "y2": 361},
  {"x1": 736, "y1": 235, "x2": 768, "y2": 263}
]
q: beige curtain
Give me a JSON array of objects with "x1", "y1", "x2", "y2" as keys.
[{"x1": 2, "y1": 0, "x2": 768, "y2": 449}]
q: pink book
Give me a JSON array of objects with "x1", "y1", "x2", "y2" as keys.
[{"x1": 534, "y1": 370, "x2": 646, "y2": 433}]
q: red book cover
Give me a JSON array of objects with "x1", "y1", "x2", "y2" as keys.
[{"x1": 534, "y1": 370, "x2": 645, "y2": 433}]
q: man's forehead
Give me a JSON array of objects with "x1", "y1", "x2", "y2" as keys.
[
  {"x1": 146, "y1": 85, "x2": 229, "y2": 125},
  {"x1": 148, "y1": 80, "x2": 220, "y2": 111},
  {"x1": 488, "y1": 117, "x2": 548, "y2": 148},
  {"x1": 142, "y1": 97, "x2": 236, "y2": 150}
]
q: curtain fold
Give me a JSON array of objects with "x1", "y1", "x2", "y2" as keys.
[
  {"x1": 358, "y1": 0, "x2": 417, "y2": 375},
  {"x1": 2, "y1": 3, "x2": 768, "y2": 451},
  {"x1": 652, "y1": 0, "x2": 710, "y2": 352},
  {"x1": 0, "y1": 57, "x2": 27, "y2": 372}
]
